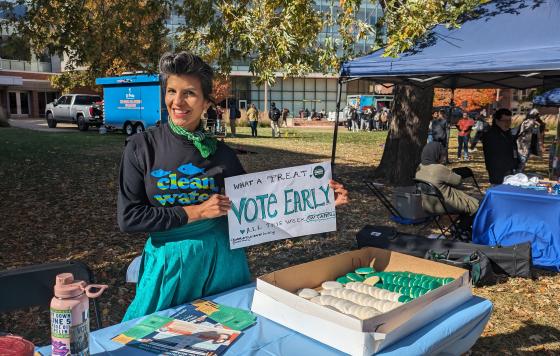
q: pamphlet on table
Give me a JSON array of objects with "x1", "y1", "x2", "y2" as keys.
[
  {"x1": 225, "y1": 162, "x2": 336, "y2": 249},
  {"x1": 112, "y1": 299, "x2": 255, "y2": 356}
]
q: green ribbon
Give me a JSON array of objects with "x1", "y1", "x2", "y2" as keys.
[{"x1": 168, "y1": 117, "x2": 217, "y2": 158}]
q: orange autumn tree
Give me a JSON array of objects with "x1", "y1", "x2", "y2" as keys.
[
  {"x1": 434, "y1": 88, "x2": 496, "y2": 111},
  {"x1": 212, "y1": 77, "x2": 231, "y2": 104}
]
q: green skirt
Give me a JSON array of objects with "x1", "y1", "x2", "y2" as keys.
[{"x1": 122, "y1": 216, "x2": 251, "y2": 322}]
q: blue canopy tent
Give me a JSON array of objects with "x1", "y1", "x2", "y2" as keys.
[
  {"x1": 533, "y1": 88, "x2": 560, "y2": 107},
  {"x1": 331, "y1": 0, "x2": 560, "y2": 165}
]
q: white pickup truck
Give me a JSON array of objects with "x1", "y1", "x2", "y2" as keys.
[{"x1": 45, "y1": 94, "x2": 103, "y2": 131}]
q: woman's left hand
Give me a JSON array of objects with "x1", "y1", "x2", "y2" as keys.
[{"x1": 330, "y1": 179, "x2": 349, "y2": 207}]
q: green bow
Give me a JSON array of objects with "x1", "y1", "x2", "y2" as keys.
[{"x1": 168, "y1": 117, "x2": 217, "y2": 158}]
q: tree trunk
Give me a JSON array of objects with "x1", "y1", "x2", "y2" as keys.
[{"x1": 374, "y1": 85, "x2": 434, "y2": 185}]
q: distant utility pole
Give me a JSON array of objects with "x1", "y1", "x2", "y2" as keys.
[{"x1": 171, "y1": 1, "x2": 176, "y2": 52}]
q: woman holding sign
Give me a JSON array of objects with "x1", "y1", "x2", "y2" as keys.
[{"x1": 118, "y1": 52, "x2": 348, "y2": 321}]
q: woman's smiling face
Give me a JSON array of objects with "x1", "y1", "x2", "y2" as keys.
[{"x1": 165, "y1": 74, "x2": 210, "y2": 132}]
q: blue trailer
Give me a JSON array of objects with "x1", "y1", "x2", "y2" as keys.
[
  {"x1": 347, "y1": 94, "x2": 394, "y2": 111},
  {"x1": 95, "y1": 74, "x2": 167, "y2": 135}
]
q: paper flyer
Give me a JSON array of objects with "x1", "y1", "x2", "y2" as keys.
[
  {"x1": 171, "y1": 299, "x2": 256, "y2": 331},
  {"x1": 112, "y1": 315, "x2": 240, "y2": 356},
  {"x1": 225, "y1": 161, "x2": 336, "y2": 249}
]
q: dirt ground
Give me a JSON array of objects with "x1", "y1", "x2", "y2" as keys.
[{"x1": 0, "y1": 125, "x2": 558, "y2": 354}]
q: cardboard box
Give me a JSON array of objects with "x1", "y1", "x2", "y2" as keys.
[{"x1": 251, "y1": 247, "x2": 471, "y2": 355}]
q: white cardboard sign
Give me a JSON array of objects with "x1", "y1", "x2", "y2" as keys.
[{"x1": 225, "y1": 162, "x2": 336, "y2": 249}]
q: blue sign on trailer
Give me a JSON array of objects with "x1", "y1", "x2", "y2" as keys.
[{"x1": 95, "y1": 74, "x2": 167, "y2": 135}]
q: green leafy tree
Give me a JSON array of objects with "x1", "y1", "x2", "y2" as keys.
[
  {"x1": 175, "y1": 0, "x2": 325, "y2": 86},
  {"x1": 6, "y1": 0, "x2": 171, "y2": 92},
  {"x1": 371, "y1": 0, "x2": 487, "y2": 184},
  {"x1": 172, "y1": 0, "x2": 485, "y2": 184},
  {"x1": 0, "y1": 34, "x2": 32, "y2": 60}
]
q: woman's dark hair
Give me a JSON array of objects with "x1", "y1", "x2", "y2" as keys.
[{"x1": 159, "y1": 52, "x2": 214, "y2": 101}]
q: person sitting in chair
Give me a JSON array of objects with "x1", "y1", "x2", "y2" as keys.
[{"x1": 415, "y1": 142, "x2": 479, "y2": 233}]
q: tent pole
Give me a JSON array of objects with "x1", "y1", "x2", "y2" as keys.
[
  {"x1": 551, "y1": 108, "x2": 560, "y2": 179},
  {"x1": 445, "y1": 87, "x2": 456, "y2": 164},
  {"x1": 331, "y1": 77, "x2": 343, "y2": 173}
]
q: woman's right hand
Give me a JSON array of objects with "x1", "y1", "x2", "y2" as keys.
[{"x1": 184, "y1": 194, "x2": 231, "y2": 223}]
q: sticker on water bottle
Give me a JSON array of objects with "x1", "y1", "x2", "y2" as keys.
[
  {"x1": 70, "y1": 319, "x2": 90, "y2": 355},
  {"x1": 51, "y1": 308, "x2": 72, "y2": 338}
]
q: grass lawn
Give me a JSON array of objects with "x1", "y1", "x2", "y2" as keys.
[{"x1": 0, "y1": 125, "x2": 558, "y2": 353}]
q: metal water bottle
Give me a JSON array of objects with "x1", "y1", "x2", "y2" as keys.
[{"x1": 50, "y1": 273, "x2": 107, "y2": 356}]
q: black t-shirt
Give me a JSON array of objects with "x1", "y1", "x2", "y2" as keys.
[
  {"x1": 482, "y1": 125, "x2": 519, "y2": 184},
  {"x1": 117, "y1": 124, "x2": 245, "y2": 233}
]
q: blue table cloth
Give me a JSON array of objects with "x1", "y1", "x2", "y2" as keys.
[
  {"x1": 38, "y1": 283, "x2": 492, "y2": 355},
  {"x1": 473, "y1": 184, "x2": 560, "y2": 270}
]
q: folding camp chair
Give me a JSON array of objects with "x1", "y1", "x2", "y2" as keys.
[
  {"x1": 0, "y1": 261, "x2": 103, "y2": 329},
  {"x1": 365, "y1": 181, "x2": 432, "y2": 227},
  {"x1": 412, "y1": 178, "x2": 461, "y2": 238},
  {"x1": 452, "y1": 167, "x2": 482, "y2": 194}
]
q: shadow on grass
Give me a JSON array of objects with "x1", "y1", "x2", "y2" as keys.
[{"x1": 473, "y1": 321, "x2": 560, "y2": 354}]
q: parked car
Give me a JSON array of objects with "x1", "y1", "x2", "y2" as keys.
[{"x1": 45, "y1": 94, "x2": 103, "y2": 131}]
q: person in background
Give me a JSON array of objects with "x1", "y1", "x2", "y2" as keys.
[
  {"x1": 428, "y1": 109, "x2": 449, "y2": 152},
  {"x1": 215, "y1": 105, "x2": 224, "y2": 134},
  {"x1": 269, "y1": 102, "x2": 282, "y2": 137},
  {"x1": 361, "y1": 107, "x2": 371, "y2": 131},
  {"x1": 456, "y1": 112, "x2": 475, "y2": 161},
  {"x1": 310, "y1": 109, "x2": 317, "y2": 120},
  {"x1": 482, "y1": 108, "x2": 519, "y2": 184},
  {"x1": 343, "y1": 104, "x2": 353, "y2": 131},
  {"x1": 246, "y1": 103, "x2": 259, "y2": 137},
  {"x1": 516, "y1": 108, "x2": 545, "y2": 172},
  {"x1": 206, "y1": 105, "x2": 217, "y2": 134},
  {"x1": 228, "y1": 101, "x2": 238, "y2": 137},
  {"x1": 380, "y1": 108, "x2": 390, "y2": 130},
  {"x1": 469, "y1": 113, "x2": 489, "y2": 152},
  {"x1": 281, "y1": 108, "x2": 290, "y2": 128},
  {"x1": 368, "y1": 108, "x2": 376, "y2": 131},
  {"x1": 351, "y1": 106, "x2": 360, "y2": 132},
  {"x1": 415, "y1": 142, "x2": 479, "y2": 239},
  {"x1": 373, "y1": 109, "x2": 381, "y2": 131}
]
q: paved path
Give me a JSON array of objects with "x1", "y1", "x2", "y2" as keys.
[{"x1": 8, "y1": 118, "x2": 99, "y2": 133}]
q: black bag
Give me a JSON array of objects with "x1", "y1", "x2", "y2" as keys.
[
  {"x1": 235, "y1": 108, "x2": 241, "y2": 119},
  {"x1": 425, "y1": 249, "x2": 497, "y2": 285},
  {"x1": 271, "y1": 108, "x2": 281, "y2": 121},
  {"x1": 356, "y1": 225, "x2": 532, "y2": 279}
]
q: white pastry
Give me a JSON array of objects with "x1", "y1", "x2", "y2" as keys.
[
  {"x1": 345, "y1": 282, "x2": 402, "y2": 302},
  {"x1": 311, "y1": 295, "x2": 380, "y2": 320},
  {"x1": 321, "y1": 288, "x2": 401, "y2": 313},
  {"x1": 297, "y1": 288, "x2": 319, "y2": 299},
  {"x1": 321, "y1": 281, "x2": 343, "y2": 290}
]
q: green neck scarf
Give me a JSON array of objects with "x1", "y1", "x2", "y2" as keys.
[{"x1": 168, "y1": 117, "x2": 217, "y2": 158}]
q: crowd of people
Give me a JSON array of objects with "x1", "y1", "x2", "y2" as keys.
[
  {"x1": 202, "y1": 101, "x2": 290, "y2": 138},
  {"x1": 417, "y1": 106, "x2": 547, "y2": 239},
  {"x1": 342, "y1": 104, "x2": 391, "y2": 132},
  {"x1": 298, "y1": 108, "x2": 327, "y2": 120},
  {"x1": 427, "y1": 108, "x2": 545, "y2": 171}
]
